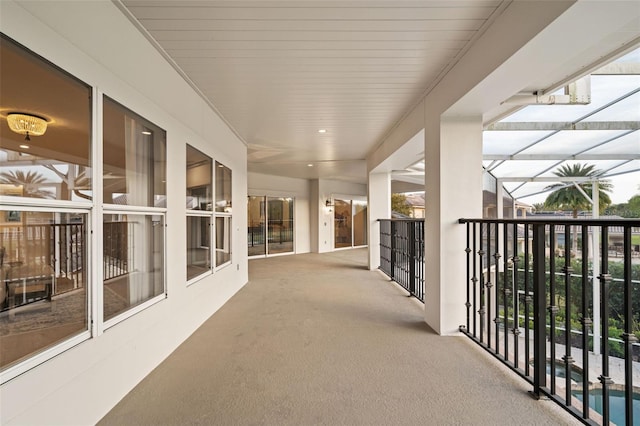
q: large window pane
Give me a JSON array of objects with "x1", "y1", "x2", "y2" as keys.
[
  {"x1": 187, "y1": 145, "x2": 212, "y2": 211},
  {"x1": 353, "y1": 200, "x2": 367, "y2": 246},
  {"x1": 334, "y1": 199, "x2": 352, "y2": 248},
  {"x1": 216, "y1": 216, "x2": 231, "y2": 266},
  {"x1": 0, "y1": 35, "x2": 92, "y2": 202},
  {"x1": 215, "y1": 162, "x2": 232, "y2": 213},
  {"x1": 187, "y1": 216, "x2": 211, "y2": 280},
  {"x1": 267, "y1": 197, "x2": 294, "y2": 254},
  {"x1": 103, "y1": 97, "x2": 166, "y2": 207},
  {"x1": 103, "y1": 213, "x2": 164, "y2": 320},
  {"x1": 0, "y1": 210, "x2": 88, "y2": 370},
  {"x1": 248, "y1": 196, "x2": 265, "y2": 256}
]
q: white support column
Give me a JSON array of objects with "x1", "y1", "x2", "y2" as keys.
[
  {"x1": 496, "y1": 181, "x2": 504, "y2": 220},
  {"x1": 424, "y1": 114, "x2": 483, "y2": 335},
  {"x1": 368, "y1": 172, "x2": 391, "y2": 270}
]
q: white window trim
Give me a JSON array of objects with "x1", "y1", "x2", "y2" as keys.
[
  {"x1": 1, "y1": 330, "x2": 92, "y2": 384},
  {"x1": 0, "y1": 206, "x2": 93, "y2": 384},
  {"x1": 102, "y1": 293, "x2": 167, "y2": 331},
  {"x1": 101, "y1": 209, "x2": 167, "y2": 328},
  {"x1": 186, "y1": 212, "x2": 214, "y2": 285}
]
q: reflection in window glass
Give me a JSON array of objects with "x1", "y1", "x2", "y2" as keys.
[
  {"x1": 247, "y1": 196, "x2": 266, "y2": 257},
  {"x1": 0, "y1": 210, "x2": 88, "y2": 370},
  {"x1": 353, "y1": 200, "x2": 368, "y2": 246},
  {"x1": 215, "y1": 162, "x2": 232, "y2": 213},
  {"x1": 187, "y1": 145, "x2": 212, "y2": 211},
  {"x1": 267, "y1": 197, "x2": 294, "y2": 255},
  {"x1": 103, "y1": 97, "x2": 166, "y2": 207},
  {"x1": 103, "y1": 213, "x2": 164, "y2": 321},
  {"x1": 0, "y1": 35, "x2": 92, "y2": 202},
  {"x1": 187, "y1": 216, "x2": 211, "y2": 280},
  {"x1": 334, "y1": 199, "x2": 353, "y2": 248},
  {"x1": 216, "y1": 216, "x2": 231, "y2": 266}
]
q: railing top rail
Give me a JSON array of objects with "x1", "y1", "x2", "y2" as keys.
[
  {"x1": 377, "y1": 218, "x2": 425, "y2": 222},
  {"x1": 458, "y1": 217, "x2": 640, "y2": 227}
]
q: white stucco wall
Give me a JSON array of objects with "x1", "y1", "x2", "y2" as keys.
[{"x1": 0, "y1": 1, "x2": 248, "y2": 424}]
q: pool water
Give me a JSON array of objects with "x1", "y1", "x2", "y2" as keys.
[
  {"x1": 573, "y1": 389, "x2": 640, "y2": 426},
  {"x1": 546, "y1": 362, "x2": 639, "y2": 425}
]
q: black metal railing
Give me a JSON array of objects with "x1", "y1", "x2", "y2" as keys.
[
  {"x1": 0, "y1": 222, "x2": 86, "y2": 311},
  {"x1": 247, "y1": 220, "x2": 294, "y2": 247},
  {"x1": 104, "y1": 221, "x2": 129, "y2": 281},
  {"x1": 378, "y1": 219, "x2": 424, "y2": 301},
  {"x1": 459, "y1": 218, "x2": 640, "y2": 426}
]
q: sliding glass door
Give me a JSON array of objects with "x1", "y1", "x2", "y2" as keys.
[
  {"x1": 247, "y1": 196, "x2": 294, "y2": 257},
  {"x1": 334, "y1": 198, "x2": 367, "y2": 249}
]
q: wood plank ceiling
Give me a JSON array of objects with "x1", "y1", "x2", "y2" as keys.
[{"x1": 120, "y1": 1, "x2": 506, "y2": 183}]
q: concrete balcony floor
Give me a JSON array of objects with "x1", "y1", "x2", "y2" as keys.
[{"x1": 99, "y1": 248, "x2": 578, "y2": 425}]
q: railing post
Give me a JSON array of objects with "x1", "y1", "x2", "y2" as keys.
[
  {"x1": 390, "y1": 221, "x2": 396, "y2": 281},
  {"x1": 623, "y1": 225, "x2": 636, "y2": 426},
  {"x1": 409, "y1": 221, "x2": 416, "y2": 296},
  {"x1": 599, "y1": 227, "x2": 613, "y2": 425},
  {"x1": 465, "y1": 221, "x2": 471, "y2": 333},
  {"x1": 532, "y1": 223, "x2": 547, "y2": 399}
]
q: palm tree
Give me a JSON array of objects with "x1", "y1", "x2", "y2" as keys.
[
  {"x1": 532, "y1": 202, "x2": 546, "y2": 213},
  {"x1": 544, "y1": 163, "x2": 613, "y2": 256},
  {"x1": 544, "y1": 163, "x2": 612, "y2": 218},
  {"x1": 0, "y1": 170, "x2": 54, "y2": 199}
]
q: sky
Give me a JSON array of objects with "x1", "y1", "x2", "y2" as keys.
[{"x1": 485, "y1": 47, "x2": 640, "y2": 207}]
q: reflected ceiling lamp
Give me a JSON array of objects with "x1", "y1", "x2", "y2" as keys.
[{"x1": 6, "y1": 113, "x2": 48, "y2": 141}]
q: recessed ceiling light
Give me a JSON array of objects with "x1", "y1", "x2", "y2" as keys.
[
  {"x1": 19, "y1": 144, "x2": 30, "y2": 149},
  {"x1": 318, "y1": 129, "x2": 327, "y2": 133},
  {"x1": 142, "y1": 130, "x2": 152, "y2": 135},
  {"x1": 307, "y1": 164, "x2": 313, "y2": 167}
]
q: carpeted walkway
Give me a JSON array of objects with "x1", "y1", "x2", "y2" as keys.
[{"x1": 99, "y1": 248, "x2": 577, "y2": 425}]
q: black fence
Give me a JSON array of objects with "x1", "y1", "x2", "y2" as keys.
[
  {"x1": 378, "y1": 219, "x2": 424, "y2": 302},
  {"x1": 248, "y1": 220, "x2": 294, "y2": 247},
  {"x1": 104, "y1": 221, "x2": 129, "y2": 281},
  {"x1": 1, "y1": 222, "x2": 86, "y2": 311},
  {"x1": 459, "y1": 218, "x2": 640, "y2": 426}
]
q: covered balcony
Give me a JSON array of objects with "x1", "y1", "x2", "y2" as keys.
[{"x1": 99, "y1": 248, "x2": 576, "y2": 425}]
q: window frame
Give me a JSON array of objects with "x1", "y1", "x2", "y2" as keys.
[
  {"x1": 101, "y1": 95, "x2": 168, "y2": 329},
  {"x1": 101, "y1": 207, "x2": 167, "y2": 328},
  {"x1": 186, "y1": 145, "x2": 214, "y2": 284},
  {"x1": 0, "y1": 205, "x2": 93, "y2": 383},
  {"x1": 214, "y1": 161, "x2": 232, "y2": 269}
]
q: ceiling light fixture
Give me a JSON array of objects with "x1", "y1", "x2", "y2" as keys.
[
  {"x1": 307, "y1": 163, "x2": 313, "y2": 167},
  {"x1": 7, "y1": 113, "x2": 48, "y2": 141},
  {"x1": 19, "y1": 144, "x2": 30, "y2": 149},
  {"x1": 318, "y1": 129, "x2": 327, "y2": 133}
]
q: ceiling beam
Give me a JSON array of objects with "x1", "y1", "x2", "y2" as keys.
[
  {"x1": 485, "y1": 121, "x2": 639, "y2": 131},
  {"x1": 592, "y1": 63, "x2": 640, "y2": 75},
  {"x1": 484, "y1": 154, "x2": 639, "y2": 161},
  {"x1": 497, "y1": 176, "x2": 600, "y2": 183}
]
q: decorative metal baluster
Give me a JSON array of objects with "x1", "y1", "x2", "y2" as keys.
[
  {"x1": 479, "y1": 222, "x2": 486, "y2": 343},
  {"x1": 486, "y1": 222, "x2": 492, "y2": 348},
  {"x1": 503, "y1": 222, "x2": 510, "y2": 362},
  {"x1": 512, "y1": 222, "x2": 520, "y2": 370},
  {"x1": 472, "y1": 222, "x2": 478, "y2": 338},
  {"x1": 562, "y1": 225, "x2": 575, "y2": 406},
  {"x1": 599, "y1": 226, "x2": 613, "y2": 425},
  {"x1": 580, "y1": 225, "x2": 591, "y2": 421},
  {"x1": 623, "y1": 225, "x2": 636, "y2": 426},
  {"x1": 549, "y1": 226, "x2": 558, "y2": 394},
  {"x1": 493, "y1": 223, "x2": 501, "y2": 355},
  {"x1": 532, "y1": 223, "x2": 547, "y2": 398},
  {"x1": 465, "y1": 222, "x2": 471, "y2": 333},
  {"x1": 524, "y1": 224, "x2": 532, "y2": 377}
]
